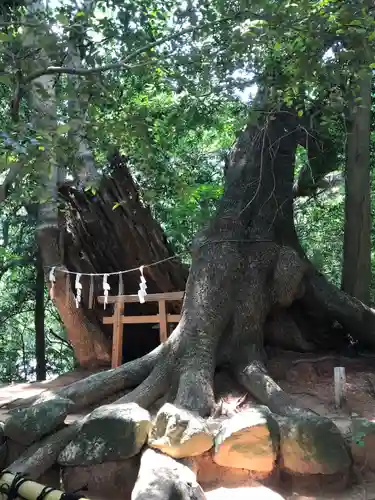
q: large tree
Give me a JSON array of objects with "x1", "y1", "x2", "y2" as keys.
[{"x1": 1, "y1": 0, "x2": 375, "y2": 497}]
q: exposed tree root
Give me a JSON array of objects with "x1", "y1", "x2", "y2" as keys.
[
  {"x1": 113, "y1": 358, "x2": 170, "y2": 408},
  {"x1": 304, "y1": 270, "x2": 375, "y2": 349},
  {"x1": 6, "y1": 423, "x2": 80, "y2": 479},
  {"x1": 265, "y1": 309, "x2": 316, "y2": 352},
  {"x1": 233, "y1": 358, "x2": 316, "y2": 417},
  {"x1": 8, "y1": 343, "x2": 164, "y2": 411},
  {"x1": 132, "y1": 449, "x2": 206, "y2": 500}
]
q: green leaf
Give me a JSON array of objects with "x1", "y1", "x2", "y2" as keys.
[
  {"x1": 56, "y1": 13, "x2": 69, "y2": 25},
  {"x1": 56, "y1": 124, "x2": 71, "y2": 135},
  {"x1": 0, "y1": 74, "x2": 11, "y2": 85},
  {"x1": 0, "y1": 33, "x2": 12, "y2": 42}
]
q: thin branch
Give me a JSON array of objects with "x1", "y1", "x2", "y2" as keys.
[
  {"x1": 23, "y1": 9, "x2": 256, "y2": 83},
  {"x1": 0, "y1": 21, "x2": 42, "y2": 27},
  {"x1": 47, "y1": 328, "x2": 73, "y2": 350}
]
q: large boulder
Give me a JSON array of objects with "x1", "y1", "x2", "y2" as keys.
[
  {"x1": 213, "y1": 406, "x2": 278, "y2": 473},
  {"x1": 59, "y1": 403, "x2": 151, "y2": 466},
  {"x1": 148, "y1": 403, "x2": 214, "y2": 458},
  {"x1": 4, "y1": 396, "x2": 73, "y2": 445},
  {"x1": 278, "y1": 414, "x2": 352, "y2": 475}
]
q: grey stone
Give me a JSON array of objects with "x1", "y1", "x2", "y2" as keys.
[
  {"x1": 58, "y1": 403, "x2": 151, "y2": 466},
  {"x1": 4, "y1": 396, "x2": 74, "y2": 445}
]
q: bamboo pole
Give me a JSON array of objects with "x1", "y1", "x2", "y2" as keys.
[{"x1": 0, "y1": 472, "x2": 88, "y2": 500}]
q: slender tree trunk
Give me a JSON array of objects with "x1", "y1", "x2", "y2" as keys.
[
  {"x1": 35, "y1": 243, "x2": 46, "y2": 381},
  {"x1": 22, "y1": 0, "x2": 111, "y2": 367},
  {"x1": 341, "y1": 70, "x2": 372, "y2": 304}
]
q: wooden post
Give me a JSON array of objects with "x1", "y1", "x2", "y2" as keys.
[
  {"x1": 111, "y1": 302, "x2": 124, "y2": 368},
  {"x1": 159, "y1": 299, "x2": 168, "y2": 343},
  {"x1": 334, "y1": 366, "x2": 346, "y2": 408}
]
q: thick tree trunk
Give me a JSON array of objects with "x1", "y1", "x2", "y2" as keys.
[
  {"x1": 341, "y1": 70, "x2": 372, "y2": 304},
  {"x1": 14, "y1": 107, "x2": 375, "y2": 498}
]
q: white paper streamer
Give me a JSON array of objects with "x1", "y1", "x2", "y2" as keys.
[
  {"x1": 103, "y1": 273, "x2": 110, "y2": 309},
  {"x1": 75, "y1": 273, "x2": 82, "y2": 308},
  {"x1": 138, "y1": 265, "x2": 147, "y2": 303},
  {"x1": 49, "y1": 266, "x2": 56, "y2": 299}
]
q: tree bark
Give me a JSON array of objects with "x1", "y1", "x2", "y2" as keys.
[
  {"x1": 6, "y1": 423, "x2": 80, "y2": 480},
  {"x1": 35, "y1": 242, "x2": 46, "y2": 381},
  {"x1": 341, "y1": 70, "x2": 372, "y2": 304}
]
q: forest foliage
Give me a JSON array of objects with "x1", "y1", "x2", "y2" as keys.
[{"x1": 0, "y1": 0, "x2": 374, "y2": 382}]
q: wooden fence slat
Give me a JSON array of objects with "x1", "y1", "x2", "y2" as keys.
[
  {"x1": 122, "y1": 315, "x2": 161, "y2": 324},
  {"x1": 167, "y1": 314, "x2": 181, "y2": 323},
  {"x1": 97, "y1": 291, "x2": 184, "y2": 304},
  {"x1": 104, "y1": 314, "x2": 182, "y2": 326}
]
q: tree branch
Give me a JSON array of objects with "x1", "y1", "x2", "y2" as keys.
[
  {"x1": 0, "y1": 163, "x2": 23, "y2": 202},
  {"x1": 22, "y1": 9, "x2": 258, "y2": 83},
  {"x1": 47, "y1": 328, "x2": 74, "y2": 350}
]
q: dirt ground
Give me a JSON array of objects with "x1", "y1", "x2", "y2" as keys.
[{"x1": 2, "y1": 353, "x2": 375, "y2": 499}]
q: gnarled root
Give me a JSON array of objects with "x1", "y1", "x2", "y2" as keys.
[
  {"x1": 303, "y1": 270, "x2": 375, "y2": 349},
  {"x1": 6, "y1": 423, "x2": 80, "y2": 479},
  {"x1": 233, "y1": 357, "x2": 316, "y2": 418},
  {"x1": 7, "y1": 343, "x2": 164, "y2": 412},
  {"x1": 132, "y1": 449, "x2": 206, "y2": 500}
]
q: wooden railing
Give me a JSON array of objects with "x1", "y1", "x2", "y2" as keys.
[{"x1": 97, "y1": 292, "x2": 184, "y2": 368}]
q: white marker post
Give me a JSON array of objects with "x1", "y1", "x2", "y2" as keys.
[{"x1": 334, "y1": 366, "x2": 346, "y2": 408}]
